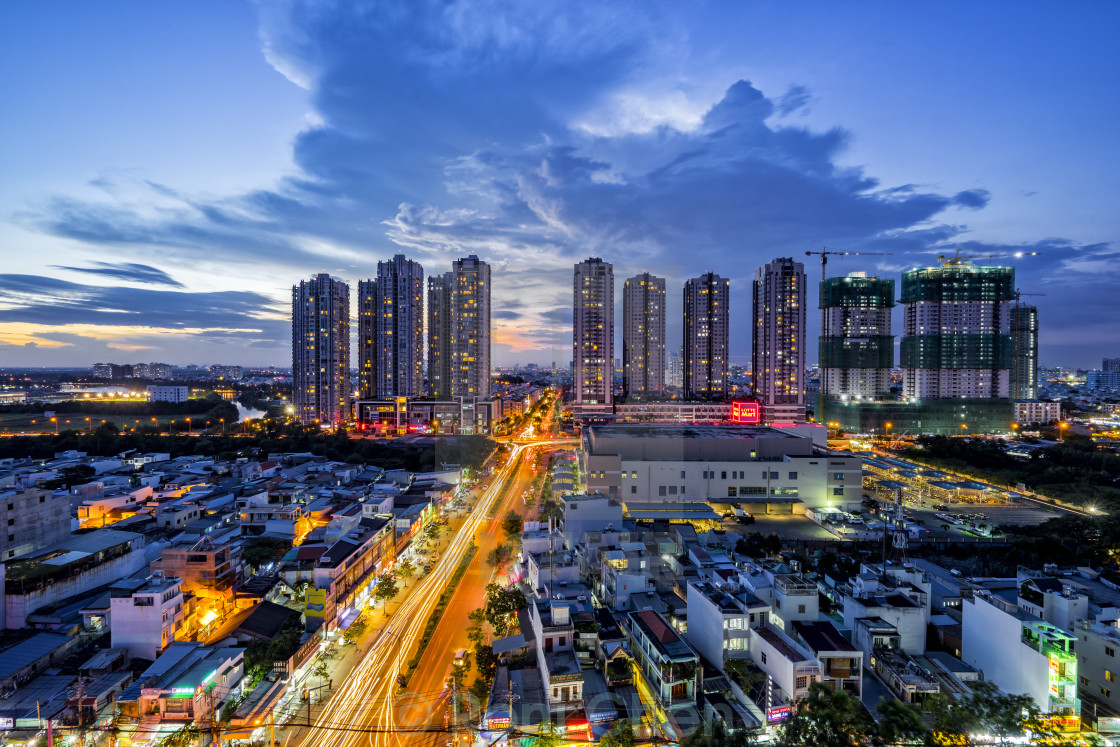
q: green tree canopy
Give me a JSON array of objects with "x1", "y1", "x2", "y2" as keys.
[
  {"x1": 777, "y1": 682, "x2": 868, "y2": 747},
  {"x1": 501, "y1": 509, "x2": 523, "y2": 538}
]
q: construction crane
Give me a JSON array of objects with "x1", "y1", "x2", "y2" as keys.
[
  {"x1": 805, "y1": 248, "x2": 893, "y2": 287},
  {"x1": 936, "y1": 249, "x2": 1039, "y2": 266},
  {"x1": 1014, "y1": 288, "x2": 1046, "y2": 303}
]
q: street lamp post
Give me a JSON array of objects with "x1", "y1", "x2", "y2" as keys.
[
  {"x1": 187, "y1": 417, "x2": 192, "y2": 436},
  {"x1": 960, "y1": 423, "x2": 967, "y2": 437}
]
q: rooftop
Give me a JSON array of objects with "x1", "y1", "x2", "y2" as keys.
[
  {"x1": 591, "y1": 424, "x2": 799, "y2": 440},
  {"x1": 0, "y1": 632, "x2": 74, "y2": 681},
  {"x1": 793, "y1": 620, "x2": 858, "y2": 654},
  {"x1": 756, "y1": 625, "x2": 811, "y2": 663},
  {"x1": 630, "y1": 608, "x2": 696, "y2": 660}
]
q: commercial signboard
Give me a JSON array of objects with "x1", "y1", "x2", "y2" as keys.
[
  {"x1": 304, "y1": 588, "x2": 327, "y2": 617},
  {"x1": 731, "y1": 401, "x2": 763, "y2": 425},
  {"x1": 766, "y1": 705, "x2": 792, "y2": 723},
  {"x1": 1098, "y1": 717, "x2": 1120, "y2": 733}
]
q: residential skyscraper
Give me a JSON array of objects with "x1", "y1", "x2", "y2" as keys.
[
  {"x1": 427, "y1": 272, "x2": 452, "y2": 398},
  {"x1": 622, "y1": 273, "x2": 666, "y2": 400},
  {"x1": 573, "y1": 258, "x2": 614, "y2": 409},
  {"x1": 427, "y1": 256, "x2": 491, "y2": 399},
  {"x1": 683, "y1": 272, "x2": 730, "y2": 400},
  {"x1": 449, "y1": 255, "x2": 491, "y2": 398},
  {"x1": 667, "y1": 348, "x2": 684, "y2": 388},
  {"x1": 1011, "y1": 304, "x2": 1039, "y2": 400},
  {"x1": 901, "y1": 260, "x2": 1014, "y2": 401},
  {"x1": 1103, "y1": 357, "x2": 1120, "y2": 373},
  {"x1": 292, "y1": 274, "x2": 350, "y2": 426},
  {"x1": 358, "y1": 254, "x2": 424, "y2": 399},
  {"x1": 819, "y1": 272, "x2": 895, "y2": 401},
  {"x1": 752, "y1": 258, "x2": 806, "y2": 420}
]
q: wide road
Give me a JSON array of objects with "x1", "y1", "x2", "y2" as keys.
[
  {"x1": 278, "y1": 440, "x2": 562, "y2": 747},
  {"x1": 404, "y1": 444, "x2": 546, "y2": 747}
]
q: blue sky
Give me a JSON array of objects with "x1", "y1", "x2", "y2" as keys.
[{"x1": 1, "y1": 0, "x2": 1117, "y2": 368}]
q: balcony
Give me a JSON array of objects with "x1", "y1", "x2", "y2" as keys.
[{"x1": 794, "y1": 661, "x2": 823, "y2": 678}]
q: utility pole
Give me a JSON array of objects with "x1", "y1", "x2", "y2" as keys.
[
  {"x1": 269, "y1": 710, "x2": 275, "y2": 747},
  {"x1": 451, "y1": 675, "x2": 460, "y2": 747},
  {"x1": 75, "y1": 675, "x2": 85, "y2": 747},
  {"x1": 506, "y1": 678, "x2": 516, "y2": 746}
]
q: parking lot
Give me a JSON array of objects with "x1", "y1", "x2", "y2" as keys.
[
  {"x1": 904, "y1": 501, "x2": 1061, "y2": 530},
  {"x1": 714, "y1": 498, "x2": 1063, "y2": 545}
]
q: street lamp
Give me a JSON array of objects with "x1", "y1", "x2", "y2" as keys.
[
  {"x1": 187, "y1": 417, "x2": 192, "y2": 436},
  {"x1": 960, "y1": 423, "x2": 967, "y2": 436},
  {"x1": 1059, "y1": 422, "x2": 1068, "y2": 441}
]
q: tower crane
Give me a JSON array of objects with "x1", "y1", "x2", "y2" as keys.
[
  {"x1": 936, "y1": 249, "x2": 1039, "y2": 266},
  {"x1": 1014, "y1": 288, "x2": 1046, "y2": 303},
  {"x1": 805, "y1": 248, "x2": 893, "y2": 287}
]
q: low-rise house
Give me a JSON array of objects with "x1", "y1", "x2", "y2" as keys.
[
  {"x1": 792, "y1": 620, "x2": 862, "y2": 696},
  {"x1": 529, "y1": 599, "x2": 585, "y2": 714},
  {"x1": 686, "y1": 580, "x2": 769, "y2": 666},
  {"x1": 110, "y1": 576, "x2": 191, "y2": 661},
  {"x1": 962, "y1": 591, "x2": 1078, "y2": 714},
  {"x1": 626, "y1": 608, "x2": 701, "y2": 738},
  {"x1": 749, "y1": 624, "x2": 821, "y2": 707},
  {"x1": 116, "y1": 643, "x2": 244, "y2": 728}
]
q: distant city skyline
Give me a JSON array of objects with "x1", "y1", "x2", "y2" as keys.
[{"x1": 1, "y1": 3, "x2": 1118, "y2": 368}]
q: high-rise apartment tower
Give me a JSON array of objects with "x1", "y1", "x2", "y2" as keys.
[
  {"x1": 683, "y1": 272, "x2": 730, "y2": 400},
  {"x1": 622, "y1": 273, "x2": 666, "y2": 400},
  {"x1": 573, "y1": 258, "x2": 614, "y2": 409},
  {"x1": 292, "y1": 274, "x2": 350, "y2": 426},
  {"x1": 427, "y1": 256, "x2": 491, "y2": 399},
  {"x1": 819, "y1": 272, "x2": 895, "y2": 401},
  {"x1": 901, "y1": 261, "x2": 1014, "y2": 400},
  {"x1": 1011, "y1": 304, "x2": 1039, "y2": 400},
  {"x1": 752, "y1": 258, "x2": 807, "y2": 420},
  {"x1": 427, "y1": 272, "x2": 452, "y2": 397},
  {"x1": 358, "y1": 254, "x2": 424, "y2": 399}
]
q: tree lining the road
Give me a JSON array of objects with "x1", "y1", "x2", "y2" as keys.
[
  {"x1": 501, "y1": 509, "x2": 523, "y2": 538},
  {"x1": 486, "y1": 542, "x2": 514, "y2": 569},
  {"x1": 466, "y1": 582, "x2": 528, "y2": 702}
]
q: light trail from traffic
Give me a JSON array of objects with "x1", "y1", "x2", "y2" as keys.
[{"x1": 282, "y1": 440, "x2": 549, "y2": 747}]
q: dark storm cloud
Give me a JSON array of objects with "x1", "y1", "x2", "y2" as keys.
[
  {"x1": 53, "y1": 262, "x2": 184, "y2": 287},
  {"x1": 15, "y1": 0, "x2": 1116, "y2": 361}
]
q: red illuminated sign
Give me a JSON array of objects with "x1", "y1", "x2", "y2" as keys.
[{"x1": 731, "y1": 401, "x2": 763, "y2": 425}]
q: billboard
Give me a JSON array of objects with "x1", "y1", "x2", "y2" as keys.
[
  {"x1": 766, "y1": 705, "x2": 792, "y2": 723},
  {"x1": 731, "y1": 401, "x2": 763, "y2": 425},
  {"x1": 304, "y1": 588, "x2": 327, "y2": 617}
]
